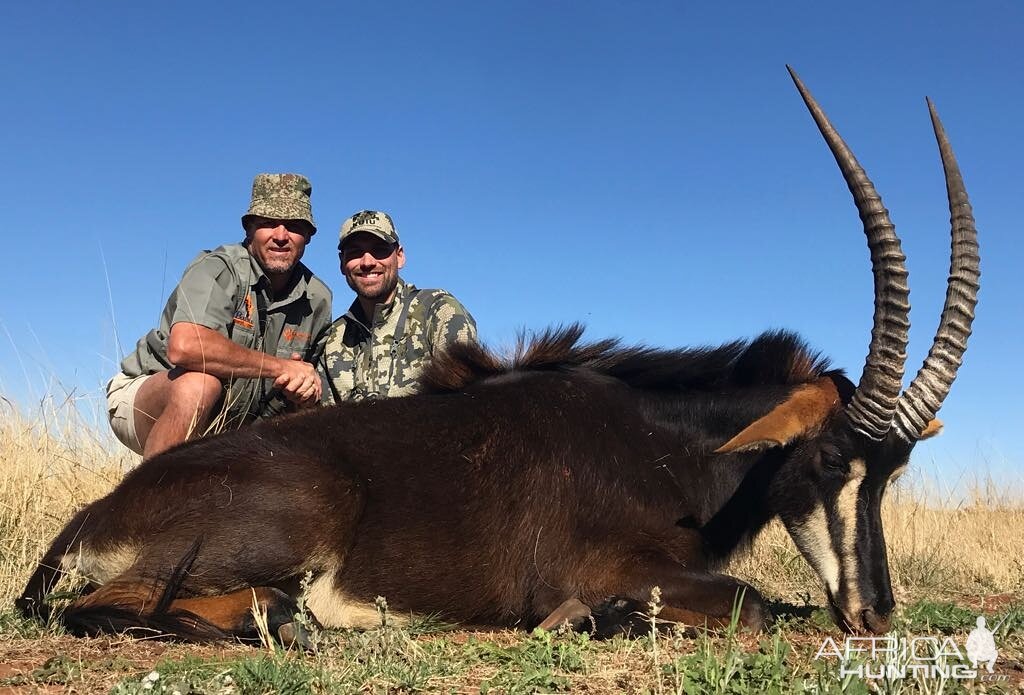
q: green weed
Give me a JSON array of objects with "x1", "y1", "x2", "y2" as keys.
[
  {"x1": 473, "y1": 628, "x2": 592, "y2": 694},
  {"x1": 899, "y1": 600, "x2": 979, "y2": 634},
  {"x1": 109, "y1": 653, "x2": 330, "y2": 695}
]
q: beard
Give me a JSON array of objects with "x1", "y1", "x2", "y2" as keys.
[
  {"x1": 346, "y1": 272, "x2": 399, "y2": 303},
  {"x1": 260, "y1": 255, "x2": 298, "y2": 276}
]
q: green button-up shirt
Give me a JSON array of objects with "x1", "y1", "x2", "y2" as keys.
[{"x1": 120, "y1": 243, "x2": 332, "y2": 423}]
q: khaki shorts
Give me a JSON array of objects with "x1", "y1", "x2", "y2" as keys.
[{"x1": 106, "y1": 371, "x2": 153, "y2": 456}]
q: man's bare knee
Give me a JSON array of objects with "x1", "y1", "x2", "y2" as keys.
[
  {"x1": 139, "y1": 371, "x2": 225, "y2": 458},
  {"x1": 167, "y1": 370, "x2": 224, "y2": 415}
]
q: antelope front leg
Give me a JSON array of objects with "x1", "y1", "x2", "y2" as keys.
[
  {"x1": 656, "y1": 571, "x2": 769, "y2": 631},
  {"x1": 582, "y1": 560, "x2": 771, "y2": 636}
]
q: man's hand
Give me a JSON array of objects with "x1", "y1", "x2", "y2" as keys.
[{"x1": 274, "y1": 353, "x2": 321, "y2": 405}]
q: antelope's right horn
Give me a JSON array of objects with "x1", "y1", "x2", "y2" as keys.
[{"x1": 893, "y1": 99, "x2": 980, "y2": 441}]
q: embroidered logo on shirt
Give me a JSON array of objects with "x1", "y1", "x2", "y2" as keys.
[
  {"x1": 233, "y1": 292, "x2": 254, "y2": 329},
  {"x1": 283, "y1": 327, "x2": 311, "y2": 343}
]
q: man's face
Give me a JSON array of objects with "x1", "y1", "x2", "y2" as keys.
[
  {"x1": 340, "y1": 232, "x2": 405, "y2": 304},
  {"x1": 246, "y1": 218, "x2": 311, "y2": 277}
]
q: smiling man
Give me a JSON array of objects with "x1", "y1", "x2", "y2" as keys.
[
  {"x1": 107, "y1": 173, "x2": 332, "y2": 459},
  {"x1": 319, "y1": 210, "x2": 476, "y2": 402}
]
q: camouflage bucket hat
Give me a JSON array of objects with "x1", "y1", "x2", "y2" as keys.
[
  {"x1": 339, "y1": 210, "x2": 399, "y2": 249},
  {"x1": 241, "y1": 173, "x2": 317, "y2": 235}
]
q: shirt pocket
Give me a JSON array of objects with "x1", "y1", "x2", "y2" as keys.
[
  {"x1": 228, "y1": 320, "x2": 257, "y2": 346},
  {"x1": 277, "y1": 326, "x2": 315, "y2": 358}
]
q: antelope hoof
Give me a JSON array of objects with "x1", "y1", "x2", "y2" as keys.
[
  {"x1": 15, "y1": 596, "x2": 46, "y2": 621},
  {"x1": 590, "y1": 597, "x2": 649, "y2": 638},
  {"x1": 537, "y1": 598, "x2": 595, "y2": 633},
  {"x1": 277, "y1": 621, "x2": 316, "y2": 651},
  {"x1": 736, "y1": 590, "x2": 771, "y2": 632}
]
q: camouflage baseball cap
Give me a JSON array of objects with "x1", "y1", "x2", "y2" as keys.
[
  {"x1": 338, "y1": 210, "x2": 399, "y2": 249},
  {"x1": 241, "y1": 173, "x2": 317, "y2": 236}
]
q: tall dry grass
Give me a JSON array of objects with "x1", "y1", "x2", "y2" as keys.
[
  {"x1": 0, "y1": 398, "x2": 136, "y2": 603},
  {"x1": 0, "y1": 397, "x2": 1021, "y2": 612}
]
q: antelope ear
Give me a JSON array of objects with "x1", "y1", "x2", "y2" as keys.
[
  {"x1": 919, "y1": 418, "x2": 943, "y2": 440},
  {"x1": 714, "y1": 378, "x2": 841, "y2": 454}
]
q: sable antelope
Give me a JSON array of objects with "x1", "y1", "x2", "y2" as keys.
[{"x1": 18, "y1": 68, "x2": 978, "y2": 643}]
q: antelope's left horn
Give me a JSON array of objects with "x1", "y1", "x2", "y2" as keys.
[
  {"x1": 894, "y1": 99, "x2": 980, "y2": 441},
  {"x1": 788, "y1": 66, "x2": 910, "y2": 441}
]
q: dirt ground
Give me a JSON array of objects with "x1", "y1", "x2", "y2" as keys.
[
  {"x1": 0, "y1": 635, "x2": 250, "y2": 694},
  {"x1": 2, "y1": 614, "x2": 1023, "y2": 694}
]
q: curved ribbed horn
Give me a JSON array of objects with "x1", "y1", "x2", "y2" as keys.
[
  {"x1": 893, "y1": 100, "x2": 980, "y2": 441},
  {"x1": 787, "y1": 66, "x2": 910, "y2": 441}
]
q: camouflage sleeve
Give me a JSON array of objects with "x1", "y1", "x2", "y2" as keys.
[
  {"x1": 168, "y1": 255, "x2": 239, "y2": 335},
  {"x1": 316, "y1": 319, "x2": 346, "y2": 406},
  {"x1": 303, "y1": 275, "x2": 333, "y2": 362},
  {"x1": 426, "y1": 292, "x2": 478, "y2": 355},
  {"x1": 318, "y1": 362, "x2": 336, "y2": 406},
  {"x1": 307, "y1": 322, "x2": 332, "y2": 364}
]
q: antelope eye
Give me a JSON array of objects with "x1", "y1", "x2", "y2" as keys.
[
  {"x1": 817, "y1": 444, "x2": 848, "y2": 475},
  {"x1": 822, "y1": 458, "x2": 850, "y2": 475}
]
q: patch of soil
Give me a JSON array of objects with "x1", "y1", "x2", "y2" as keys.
[
  {"x1": 0, "y1": 635, "x2": 249, "y2": 693},
  {"x1": 960, "y1": 592, "x2": 1021, "y2": 613}
]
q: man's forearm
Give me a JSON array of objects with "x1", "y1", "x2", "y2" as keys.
[{"x1": 168, "y1": 323, "x2": 287, "y2": 380}]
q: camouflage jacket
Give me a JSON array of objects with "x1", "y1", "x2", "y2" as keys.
[{"x1": 318, "y1": 278, "x2": 477, "y2": 402}]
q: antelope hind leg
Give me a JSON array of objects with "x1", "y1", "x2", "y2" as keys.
[
  {"x1": 170, "y1": 587, "x2": 318, "y2": 648},
  {"x1": 63, "y1": 580, "x2": 315, "y2": 646}
]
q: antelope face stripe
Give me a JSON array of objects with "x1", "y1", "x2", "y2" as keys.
[
  {"x1": 787, "y1": 458, "x2": 867, "y2": 606},
  {"x1": 833, "y1": 458, "x2": 867, "y2": 617},
  {"x1": 788, "y1": 501, "x2": 841, "y2": 596}
]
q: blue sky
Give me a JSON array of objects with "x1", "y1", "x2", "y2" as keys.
[{"x1": 1, "y1": 2, "x2": 1021, "y2": 490}]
